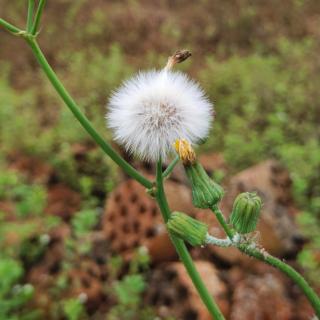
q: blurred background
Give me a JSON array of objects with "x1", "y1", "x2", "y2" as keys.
[{"x1": 0, "y1": 1, "x2": 320, "y2": 319}]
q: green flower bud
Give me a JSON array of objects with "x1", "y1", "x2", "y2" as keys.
[
  {"x1": 230, "y1": 192, "x2": 262, "y2": 234},
  {"x1": 174, "y1": 139, "x2": 224, "y2": 208},
  {"x1": 185, "y1": 162, "x2": 224, "y2": 209},
  {"x1": 167, "y1": 211, "x2": 208, "y2": 246}
]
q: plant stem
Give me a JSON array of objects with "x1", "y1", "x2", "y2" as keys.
[
  {"x1": 212, "y1": 206, "x2": 234, "y2": 239},
  {"x1": 211, "y1": 206, "x2": 320, "y2": 317},
  {"x1": 156, "y1": 160, "x2": 225, "y2": 320},
  {"x1": 31, "y1": 0, "x2": 46, "y2": 35},
  {"x1": 206, "y1": 234, "x2": 232, "y2": 247},
  {"x1": 162, "y1": 155, "x2": 179, "y2": 178},
  {"x1": 25, "y1": 38, "x2": 152, "y2": 189},
  {"x1": 0, "y1": 18, "x2": 21, "y2": 34},
  {"x1": 26, "y1": 0, "x2": 35, "y2": 32}
]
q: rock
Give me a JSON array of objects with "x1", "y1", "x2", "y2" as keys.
[
  {"x1": 8, "y1": 153, "x2": 54, "y2": 184},
  {"x1": 66, "y1": 259, "x2": 105, "y2": 312},
  {"x1": 102, "y1": 179, "x2": 197, "y2": 263},
  {"x1": 45, "y1": 183, "x2": 81, "y2": 220},
  {"x1": 230, "y1": 270, "x2": 293, "y2": 320},
  {"x1": 198, "y1": 153, "x2": 228, "y2": 179},
  {"x1": 145, "y1": 261, "x2": 229, "y2": 319}
]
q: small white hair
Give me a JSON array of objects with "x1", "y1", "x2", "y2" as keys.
[{"x1": 106, "y1": 69, "x2": 213, "y2": 162}]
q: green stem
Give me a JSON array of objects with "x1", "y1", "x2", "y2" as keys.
[
  {"x1": 156, "y1": 160, "x2": 225, "y2": 320},
  {"x1": 26, "y1": 0, "x2": 35, "y2": 32},
  {"x1": 31, "y1": 0, "x2": 46, "y2": 35},
  {"x1": 211, "y1": 206, "x2": 320, "y2": 317},
  {"x1": 25, "y1": 38, "x2": 152, "y2": 189},
  {"x1": 212, "y1": 206, "x2": 234, "y2": 239},
  {"x1": 0, "y1": 18, "x2": 21, "y2": 34},
  {"x1": 162, "y1": 155, "x2": 179, "y2": 178}
]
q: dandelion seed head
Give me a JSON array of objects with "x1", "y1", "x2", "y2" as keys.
[{"x1": 107, "y1": 69, "x2": 213, "y2": 162}]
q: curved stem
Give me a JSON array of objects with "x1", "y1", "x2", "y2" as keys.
[
  {"x1": 210, "y1": 206, "x2": 320, "y2": 317},
  {"x1": 25, "y1": 38, "x2": 152, "y2": 189},
  {"x1": 156, "y1": 160, "x2": 225, "y2": 320},
  {"x1": 163, "y1": 155, "x2": 180, "y2": 178}
]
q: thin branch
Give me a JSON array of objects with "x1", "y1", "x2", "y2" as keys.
[
  {"x1": 163, "y1": 155, "x2": 179, "y2": 178},
  {"x1": 25, "y1": 38, "x2": 153, "y2": 189},
  {"x1": 26, "y1": 0, "x2": 35, "y2": 32},
  {"x1": 0, "y1": 18, "x2": 22, "y2": 34},
  {"x1": 211, "y1": 206, "x2": 234, "y2": 239},
  {"x1": 31, "y1": 0, "x2": 46, "y2": 35}
]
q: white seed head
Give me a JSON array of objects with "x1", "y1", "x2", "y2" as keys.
[{"x1": 107, "y1": 69, "x2": 213, "y2": 162}]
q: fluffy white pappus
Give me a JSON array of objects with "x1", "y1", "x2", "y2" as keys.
[{"x1": 106, "y1": 69, "x2": 213, "y2": 162}]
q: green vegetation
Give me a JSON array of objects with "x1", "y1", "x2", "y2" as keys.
[{"x1": 0, "y1": 0, "x2": 319, "y2": 318}]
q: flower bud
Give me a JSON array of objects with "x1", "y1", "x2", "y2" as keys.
[
  {"x1": 230, "y1": 192, "x2": 262, "y2": 234},
  {"x1": 185, "y1": 162, "x2": 224, "y2": 209},
  {"x1": 174, "y1": 139, "x2": 224, "y2": 208},
  {"x1": 167, "y1": 211, "x2": 208, "y2": 246},
  {"x1": 174, "y1": 139, "x2": 196, "y2": 166}
]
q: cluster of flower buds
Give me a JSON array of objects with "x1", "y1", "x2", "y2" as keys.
[
  {"x1": 174, "y1": 139, "x2": 224, "y2": 209},
  {"x1": 174, "y1": 139, "x2": 262, "y2": 239}
]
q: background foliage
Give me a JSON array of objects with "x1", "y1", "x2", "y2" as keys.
[{"x1": 0, "y1": 0, "x2": 320, "y2": 318}]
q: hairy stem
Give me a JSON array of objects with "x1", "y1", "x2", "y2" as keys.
[
  {"x1": 162, "y1": 155, "x2": 179, "y2": 178},
  {"x1": 211, "y1": 205, "x2": 320, "y2": 317},
  {"x1": 205, "y1": 234, "x2": 232, "y2": 247},
  {"x1": 156, "y1": 160, "x2": 225, "y2": 320},
  {"x1": 25, "y1": 38, "x2": 152, "y2": 189}
]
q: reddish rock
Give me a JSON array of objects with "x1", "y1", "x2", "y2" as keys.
[
  {"x1": 66, "y1": 259, "x2": 105, "y2": 312},
  {"x1": 45, "y1": 183, "x2": 81, "y2": 220},
  {"x1": 145, "y1": 261, "x2": 229, "y2": 319},
  {"x1": 230, "y1": 271, "x2": 293, "y2": 320},
  {"x1": 8, "y1": 153, "x2": 54, "y2": 184},
  {"x1": 102, "y1": 179, "x2": 197, "y2": 263},
  {"x1": 198, "y1": 153, "x2": 228, "y2": 179},
  {"x1": 0, "y1": 200, "x2": 15, "y2": 219}
]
